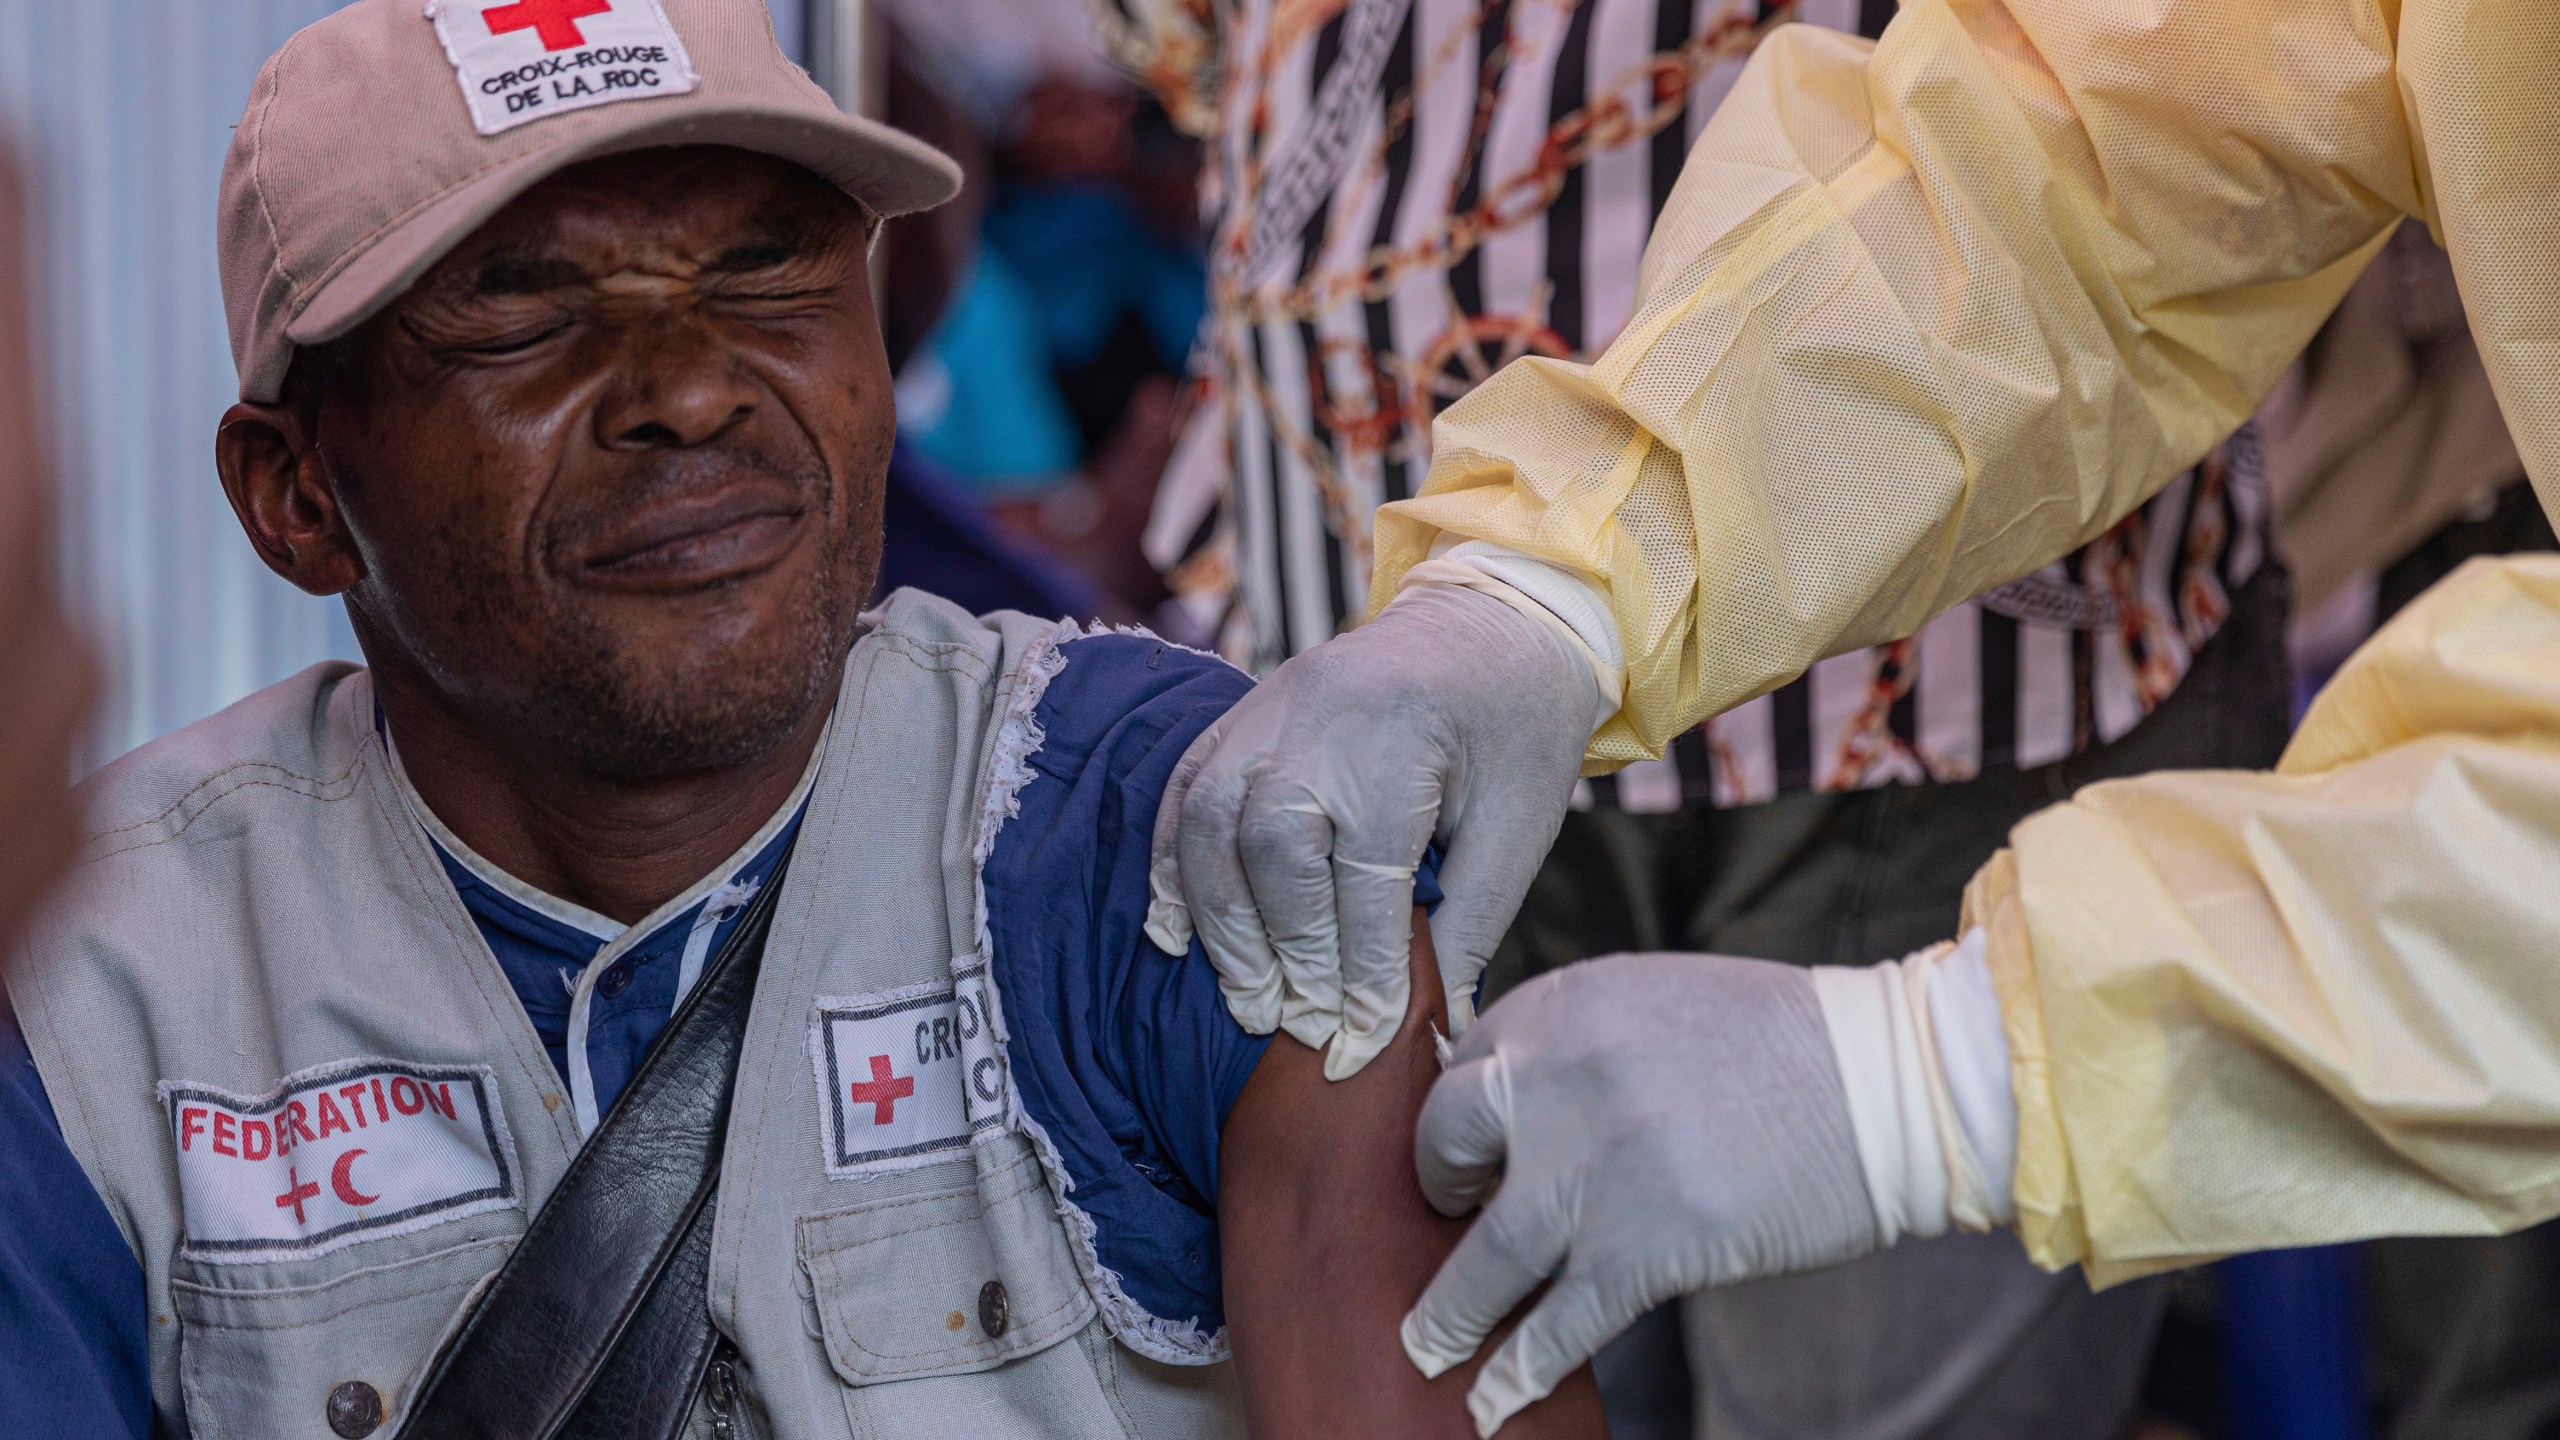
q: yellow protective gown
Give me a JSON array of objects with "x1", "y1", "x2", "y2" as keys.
[
  {"x1": 1372, "y1": 0, "x2": 2558, "y2": 768},
  {"x1": 1368, "y1": 0, "x2": 2560, "y2": 1277},
  {"x1": 1967, "y1": 554, "x2": 2560, "y2": 1282}
]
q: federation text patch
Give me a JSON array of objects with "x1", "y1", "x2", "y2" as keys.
[
  {"x1": 425, "y1": 0, "x2": 700, "y2": 137},
  {"x1": 160, "y1": 1059, "x2": 520, "y2": 1262},
  {"x1": 811, "y1": 970, "x2": 1008, "y2": 1178}
]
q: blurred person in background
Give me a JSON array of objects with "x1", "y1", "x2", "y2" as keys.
[
  {"x1": 0, "y1": 152, "x2": 90, "y2": 951},
  {"x1": 2270, "y1": 223, "x2": 2556, "y2": 702},
  {"x1": 858, "y1": 15, "x2": 1109, "y2": 626},
  {"x1": 1090, "y1": 2, "x2": 2291, "y2": 1434},
  {"x1": 881, "y1": 0, "x2": 1206, "y2": 626},
  {"x1": 0, "y1": 139, "x2": 121, "y2": 1432}
]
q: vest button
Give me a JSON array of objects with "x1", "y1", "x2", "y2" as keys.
[
  {"x1": 978, "y1": 1280, "x2": 1010, "y2": 1339},
  {"x1": 597, "y1": 964, "x2": 635, "y2": 999},
  {"x1": 325, "y1": 1380, "x2": 384, "y2": 1438}
]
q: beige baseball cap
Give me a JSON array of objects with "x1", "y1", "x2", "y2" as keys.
[{"x1": 219, "y1": 0, "x2": 961, "y2": 402}]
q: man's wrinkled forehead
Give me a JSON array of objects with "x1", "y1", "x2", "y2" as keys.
[
  {"x1": 458, "y1": 212, "x2": 852, "y2": 297},
  {"x1": 416, "y1": 148, "x2": 871, "y2": 302}
]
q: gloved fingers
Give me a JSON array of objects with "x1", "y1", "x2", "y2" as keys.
[
  {"x1": 1321, "y1": 951, "x2": 1409, "y2": 1080},
  {"x1": 1400, "y1": 1168, "x2": 1571, "y2": 1383},
  {"x1": 1176, "y1": 746, "x2": 1289, "y2": 1036},
  {"x1": 1323, "y1": 751, "x2": 1438, "y2": 1072},
  {"x1": 1232, "y1": 786, "x2": 1349, "y2": 1053},
  {"x1": 1463, "y1": 1267, "x2": 1639, "y2": 1438},
  {"x1": 1412, "y1": 1054, "x2": 1511, "y2": 1217},
  {"x1": 1426, "y1": 783, "x2": 1570, "y2": 1034},
  {"x1": 1322, "y1": 837, "x2": 1429, "y2": 1079},
  {"x1": 1142, "y1": 719, "x2": 1216, "y2": 958}
]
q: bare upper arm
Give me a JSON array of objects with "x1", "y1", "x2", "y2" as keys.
[{"x1": 1216, "y1": 911, "x2": 1607, "y2": 1438}]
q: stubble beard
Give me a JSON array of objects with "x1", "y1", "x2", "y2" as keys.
[
  {"x1": 535, "y1": 483, "x2": 874, "y2": 782},
  {"x1": 526, "y1": 534, "x2": 868, "y2": 782},
  {"x1": 390, "y1": 440, "x2": 881, "y2": 786}
]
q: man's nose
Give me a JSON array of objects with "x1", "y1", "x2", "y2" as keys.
[{"x1": 592, "y1": 315, "x2": 757, "y2": 451}]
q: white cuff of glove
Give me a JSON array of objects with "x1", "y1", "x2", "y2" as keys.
[
  {"x1": 1807, "y1": 928, "x2": 2017, "y2": 1245},
  {"x1": 1399, "y1": 539, "x2": 1623, "y2": 735}
]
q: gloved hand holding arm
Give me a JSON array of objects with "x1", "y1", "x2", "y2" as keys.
[
  {"x1": 1398, "y1": 936, "x2": 2018, "y2": 1435},
  {"x1": 1406, "y1": 555, "x2": 2560, "y2": 1432},
  {"x1": 1146, "y1": 581, "x2": 1600, "y2": 1079}
]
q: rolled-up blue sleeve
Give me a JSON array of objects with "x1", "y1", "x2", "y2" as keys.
[
  {"x1": 981, "y1": 632, "x2": 1440, "y2": 1353},
  {"x1": 982, "y1": 633, "x2": 1261, "y2": 1345},
  {"x1": 0, "y1": 1004, "x2": 151, "y2": 1438},
  {"x1": 977, "y1": 627, "x2": 1443, "y2": 1342}
]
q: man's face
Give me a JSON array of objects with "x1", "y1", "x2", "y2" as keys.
[{"x1": 304, "y1": 146, "x2": 889, "y2": 779}]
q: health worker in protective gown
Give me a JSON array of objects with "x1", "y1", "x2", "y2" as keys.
[{"x1": 1134, "y1": 0, "x2": 2560, "y2": 1433}]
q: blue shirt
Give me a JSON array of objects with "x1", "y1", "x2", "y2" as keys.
[
  {"x1": 0, "y1": 634, "x2": 1430, "y2": 1431},
  {"x1": 0, "y1": 1006, "x2": 150, "y2": 1440},
  {"x1": 428, "y1": 814, "x2": 802, "y2": 1116},
  {"x1": 983, "y1": 633, "x2": 1266, "y2": 1340}
]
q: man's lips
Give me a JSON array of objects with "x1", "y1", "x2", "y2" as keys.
[{"x1": 571, "y1": 492, "x2": 809, "y2": 590}]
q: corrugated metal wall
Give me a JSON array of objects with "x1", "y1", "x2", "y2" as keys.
[
  {"x1": 0, "y1": 0, "x2": 816, "y2": 768},
  {"x1": 0, "y1": 0, "x2": 363, "y2": 769}
]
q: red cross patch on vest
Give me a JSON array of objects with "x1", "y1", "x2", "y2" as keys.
[{"x1": 809, "y1": 971, "x2": 1008, "y2": 1178}]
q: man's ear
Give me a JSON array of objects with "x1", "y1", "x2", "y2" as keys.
[{"x1": 216, "y1": 401, "x2": 365, "y2": 596}]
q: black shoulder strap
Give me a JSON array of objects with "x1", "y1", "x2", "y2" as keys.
[{"x1": 394, "y1": 842, "x2": 796, "y2": 1440}]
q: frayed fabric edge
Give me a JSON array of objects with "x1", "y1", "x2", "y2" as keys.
[
  {"x1": 1067, "y1": 616, "x2": 1240, "y2": 670},
  {"x1": 964, "y1": 617, "x2": 1231, "y2": 1366}
]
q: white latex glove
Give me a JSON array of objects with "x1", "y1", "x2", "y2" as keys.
[
  {"x1": 1402, "y1": 940, "x2": 2017, "y2": 1436},
  {"x1": 1147, "y1": 582, "x2": 1593, "y2": 1079}
]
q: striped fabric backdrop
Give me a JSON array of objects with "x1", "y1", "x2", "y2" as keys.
[
  {"x1": 1147, "y1": 0, "x2": 1867, "y2": 664},
  {"x1": 1132, "y1": 0, "x2": 2265, "y2": 809}
]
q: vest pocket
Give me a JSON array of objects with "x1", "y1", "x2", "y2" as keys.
[
  {"x1": 170, "y1": 1237, "x2": 510, "y2": 1439},
  {"x1": 798, "y1": 1144, "x2": 1096, "y2": 1384}
]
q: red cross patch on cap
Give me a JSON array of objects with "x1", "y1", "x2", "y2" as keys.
[{"x1": 425, "y1": 0, "x2": 700, "y2": 137}]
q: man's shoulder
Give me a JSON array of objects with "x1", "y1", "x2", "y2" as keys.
[
  {"x1": 1036, "y1": 628, "x2": 1249, "y2": 758},
  {"x1": 863, "y1": 587, "x2": 1077, "y2": 671},
  {"x1": 863, "y1": 595, "x2": 1249, "y2": 778},
  {"x1": 1054, "y1": 628, "x2": 1242, "y2": 682},
  {"x1": 71, "y1": 661, "x2": 373, "y2": 860}
]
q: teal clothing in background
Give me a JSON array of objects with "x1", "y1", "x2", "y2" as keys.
[
  {"x1": 980, "y1": 182, "x2": 1204, "y2": 376},
  {"x1": 899, "y1": 248, "x2": 1085, "y2": 490},
  {"x1": 901, "y1": 182, "x2": 1205, "y2": 495}
]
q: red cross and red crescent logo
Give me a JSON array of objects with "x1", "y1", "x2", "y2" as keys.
[
  {"x1": 271, "y1": 1149, "x2": 382, "y2": 1222},
  {"x1": 170, "y1": 1061, "x2": 519, "y2": 1257}
]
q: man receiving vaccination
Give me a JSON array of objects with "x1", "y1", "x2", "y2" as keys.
[{"x1": 0, "y1": 2, "x2": 1607, "y2": 1437}]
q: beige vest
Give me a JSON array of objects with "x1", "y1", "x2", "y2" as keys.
[{"x1": 6, "y1": 590, "x2": 1245, "y2": 1440}]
